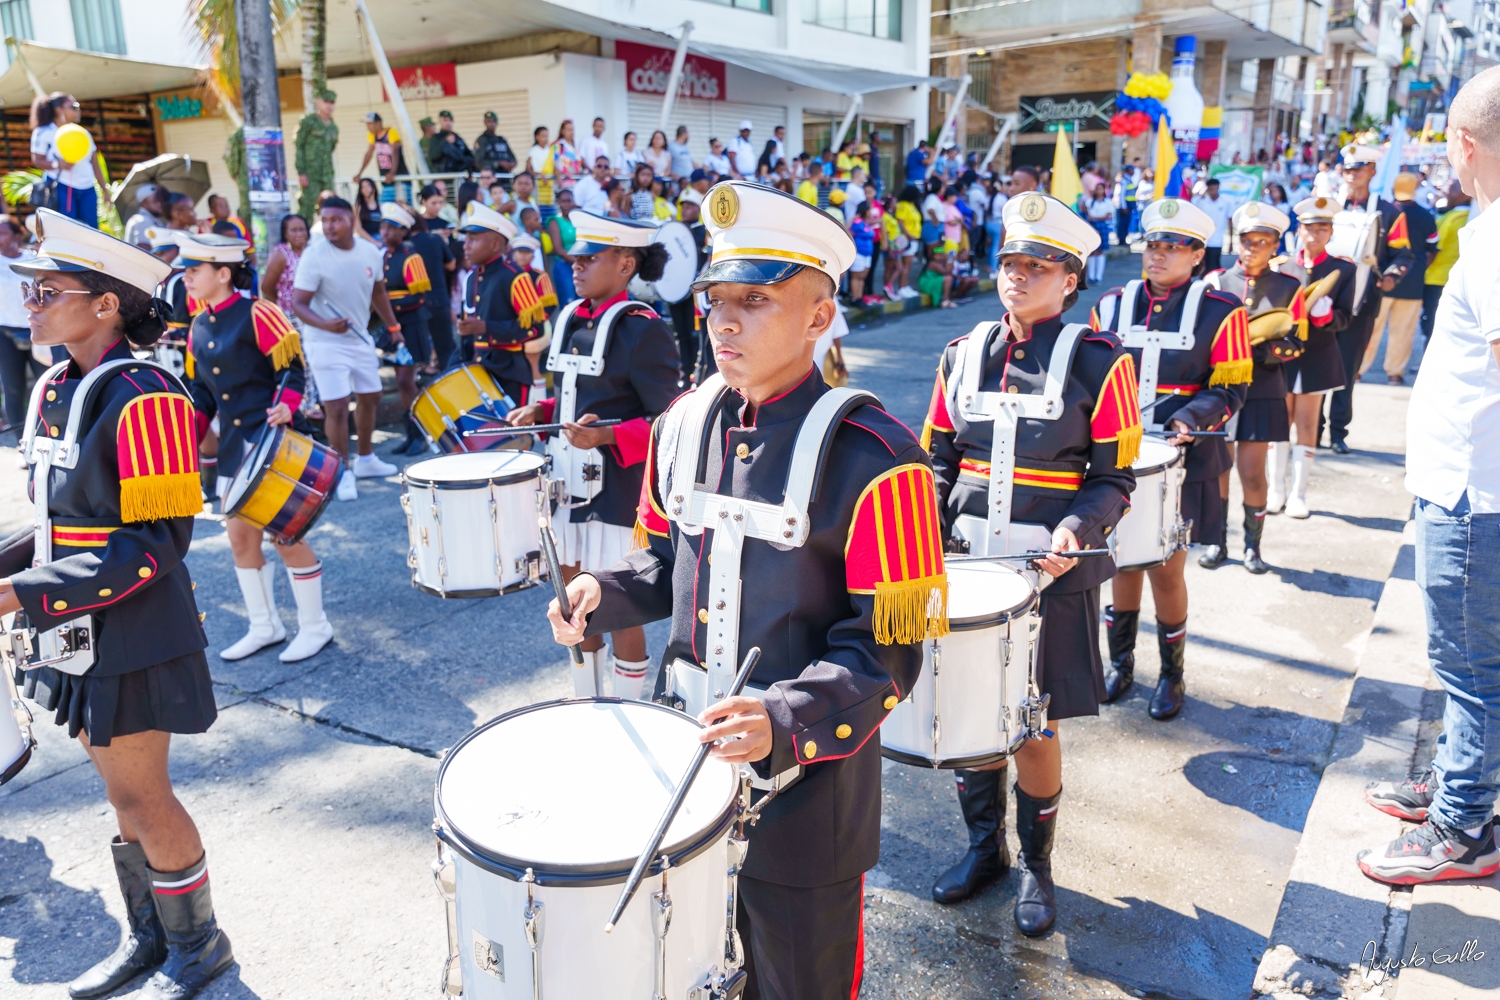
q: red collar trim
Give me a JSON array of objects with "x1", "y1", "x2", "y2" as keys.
[
  {"x1": 736, "y1": 367, "x2": 817, "y2": 428},
  {"x1": 1300, "y1": 249, "x2": 1328, "y2": 267},
  {"x1": 576, "y1": 289, "x2": 630, "y2": 320},
  {"x1": 207, "y1": 292, "x2": 242, "y2": 314}
]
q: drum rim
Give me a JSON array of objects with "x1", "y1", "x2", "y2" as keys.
[
  {"x1": 433, "y1": 697, "x2": 740, "y2": 885},
  {"x1": 1, "y1": 736, "x2": 34, "y2": 785},
  {"x1": 223, "y1": 423, "x2": 282, "y2": 515},
  {"x1": 1134, "y1": 438, "x2": 1187, "y2": 477},
  {"x1": 881, "y1": 741, "x2": 1025, "y2": 770},
  {"x1": 945, "y1": 569, "x2": 1039, "y2": 629},
  {"x1": 227, "y1": 424, "x2": 342, "y2": 546},
  {"x1": 411, "y1": 577, "x2": 540, "y2": 600},
  {"x1": 403, "y1": 452, "x2": 546, "y2": 489}
]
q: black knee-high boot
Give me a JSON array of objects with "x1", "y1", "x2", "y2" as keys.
[
  {"x1": 932, "y1": 767, "x2": 1010, "y2": 903},
  {"x1": 68, "y1": 839, "x2": 167, "y2": 999},
  {"x1": 1101, "y1": 606, "x2": 1138, "y2": 702},
  {"x1": 1198, "y1": 506, "x2": 1229, "y2": 567},
  {"x1": 1242, "y1": 503, "x2": 1268, "y2": 574},
  {"x1": 1013, "y1": 784, "x2": 1061, "y2": 937},
  {"x1": 139, "y1": 856, "x2": 234, "y2": 1000},
  {"x1": 1150, "y1": 617, "x2": 1187, "y2": 720}
]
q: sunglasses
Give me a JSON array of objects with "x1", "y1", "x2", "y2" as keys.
[{"x1": 21, "y1": 281, "x2": 92, "y2": 308}]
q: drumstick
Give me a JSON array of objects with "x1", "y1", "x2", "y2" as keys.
[
  {"x1": 250, "y1": 371, "x2": 293, "y2": 451},
  {"x1": 1138, "y1": 390, "x2": 1184, "y2": 416},
  {"x1": 464, "y1": 418, "x2": 625, "y2": 438},
  {"x1": 605, "y1": 646, "x2": 761, "y2": 935},
  {"x1": 949, "y1": 548, "x2": 1115, "y2": 563},
  {"x1": 1174, "y1": 430, "x2": 1229, "y2": 438},
  {"x1": 539, "y1": 517, "x2": 584, "y2": 667}
]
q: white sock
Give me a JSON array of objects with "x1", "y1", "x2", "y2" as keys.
[
  {"x1": 1266, "y1": 441, "x2": 1288, "y2": 493},
  {"x1": 612, "y1": 657, "x2": 650, "y2": 700},
  {"x1": 286, "y1": 562, "x2": 327, "y2": 628},
  {"x1": 1465, "y1": 825, "x2": 1485, "y2": 838}
]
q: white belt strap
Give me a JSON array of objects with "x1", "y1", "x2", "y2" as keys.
[
  {"x1": 665, "y1": 373, "x2": 876, "y2": 701},
  {"x1": 1115, "y1": 279, "x2": 1204, "y2": 429}
]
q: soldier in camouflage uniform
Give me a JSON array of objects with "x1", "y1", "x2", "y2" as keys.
[{"x1": 294, "y1": 89, "x2": 339, "y2": 220}]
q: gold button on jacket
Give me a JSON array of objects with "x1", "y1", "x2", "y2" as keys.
[
  {"x1": 835, "y1": 724, "x2": 852, "y2": 739},
  {"x1": 884, "y1": 695, "x2": 898, "y2": 710},
  {"x1": 735, "y1": 442, "x2": 750, "y2": 459},
  {"x1": 698, "y1": 608, "x2": 709, "y2": 623},
  {"x1": 803, "y1": 740, "x2": 818, "y2": 759}
]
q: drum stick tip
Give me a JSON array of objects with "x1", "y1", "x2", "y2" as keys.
[
  {"x1": 538, "y1": 516, "x2": 549, "y2": 528},
  {"x1": 604, "y1": 921, "x2": 615, "y2": 933}
]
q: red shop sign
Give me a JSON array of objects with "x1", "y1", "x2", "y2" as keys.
[
  {"x1": 382, "y1": 62, "x2": 459, "y2": 102},
  {"x1": 617, "y1": 41, "x2": 725, "y2": 101}
]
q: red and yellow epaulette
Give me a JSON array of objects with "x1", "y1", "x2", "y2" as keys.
[
  {"x1": 632, "y1": 421, "x2": 672, "y2": 550},
  {"x1": 188, "y1": 295, "x2": 206, "y2": 318},
  {"x1": 1209, "y1": 306, "x2": 1253, "y2": 386},
  {"x1": 402, "y1": 253, "x2": 432, "y2": 295},
  {"x1": 117, "y1": 392, "x2": 203, "y2": 523},
  {"x1": 184, "y1": 347, "x2": 195, "y2": 380},
  {"x1": 1091, "y1": 354, "x2": 1143, "y2": 467},
  {"x1": 1289, "y1": 283, "x2": 1309, "y2": 341},
  {"x1": 1387, "y1": 211, "x2": 1410, "y2": 249},
  {"x1": 510, "y1": 271, "x2": 546, "y2": 329},
  {"x1": 845, "y1": 463, "x2": 949, "y2": 645},
  {"x1": 919, "y1": 363, "x2": 954, "y2": 452},
  {"x1": 535, "y1": 270, "x2": 559, "y2": 310},
  {"x1": 250, "y1": 300, "x2": 303, "y2": 372}
]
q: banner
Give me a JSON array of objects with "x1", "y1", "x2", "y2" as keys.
[
  {"x1": 382, "y1": 63, "x2": 459, "y2": 102},
  {"x1": 1207, "y1": 164, "x2": 1264, "y2": 215},
  {"x1": 243, "y1": 127, "x2": 287, "y2": 207},
  {"x1": 617, "y1": 41, "x2": 725, "y2": 101}
]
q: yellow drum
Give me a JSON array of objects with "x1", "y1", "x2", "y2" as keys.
[
  {"x1": 412, "y1": 364, "x2": 531, "y2": 453},
  {"x1": 224, "y1": 425, "x2": 343, "y2": 545}
]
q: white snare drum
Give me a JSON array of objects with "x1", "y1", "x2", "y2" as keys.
[
  {"x1": 1111, "y1": 437, "x2": 1188, "y2": 572},
  {"x1": 434, "y1": 699, "x2": 746, "y2": 1000},
  {"x1": 401, "y1": 452, "x2": 547, "y2": 598},
  {"x1": 2, "y1": 665, "x2": 35, "y2": 784},
  {"x1": 883, "y1": 562, "x2": 1044, "y2": 768}
]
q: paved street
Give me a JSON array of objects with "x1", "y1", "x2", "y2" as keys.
[{"x1": 0, "y1": 254, "x2": 1420, "y2": 1000}]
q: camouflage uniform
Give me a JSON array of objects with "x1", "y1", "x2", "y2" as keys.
[{"x1": 294, "y1": 99, "x2": 340, "y2": 220}]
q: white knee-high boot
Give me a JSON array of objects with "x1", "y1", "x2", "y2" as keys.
[
  {"x1": 1265, "y1": 442, "x2": 1289, "y2": 513},
  {"x1": 280, "y1": 562, "x2": 334, "y2": 662},
  {"x1": 1286, "y1": 445, "x2": 1314, "y2": 519},
  {"x1": 613, "y1": 657, "x2": 650, "y2": 700},
  {"x1": 574, "y1": 648, "x2": 609, "y2": 698},
  {"x1": 221, "y1": 564, "x2": 285, "y2": 660}
]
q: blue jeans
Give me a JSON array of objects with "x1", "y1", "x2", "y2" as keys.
[
  {"x1": 57, "y1": 183, "x2": 97, "y2": 228},
  {"x1": 1418, "y1": 494, "x2": 1500, "y2": 830},
  {"x1": 985, "y1": 219, "x2": 1003, "y2": 273}
]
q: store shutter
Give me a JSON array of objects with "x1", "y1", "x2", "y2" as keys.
[
  {"x1": 627, "y1": 93, "x2": 784, "y2": 169},
  {"x1": 160, "y1": 117, "x2": 236, "y2": 209}
]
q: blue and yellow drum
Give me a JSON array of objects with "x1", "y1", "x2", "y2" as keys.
[
  {"x1": 411, "y1": 365, "x2": 530, "y2": 453},
  {"x1": 224, "y1": 425, "x2": 344, "y2": 544}
]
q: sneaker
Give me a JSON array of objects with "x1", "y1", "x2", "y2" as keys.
[
  {"x1": 1365, "y1": 767, "x2": 1434, "y2": 821},
  {"x1": 883, "y1": 283, "x2": 897, "y2": 300},
  {"x1": 1357, "y1": 819, "x2": 1500, "y2": 885},
  {"x1": 351, "y1": 452, "x2": 398, "y2": 478},
  {"x1": 898, "y1": 286, "x2": 920, "y2": 299},
  {"x1": 335, "y1": 469, "x2": 358, "y2": 502}
]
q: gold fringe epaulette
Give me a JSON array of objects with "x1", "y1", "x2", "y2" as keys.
[
  {"x1": 120, "y1": 473, "x2": 204, "y2": 523},
  {"x1": 1209, "y1": 358, "x2": 1255, "y2": 387},
  {"x1": 267, "y1": 329, "x2": 302, "y2": 372},
  {"x1": 1114, "y1": 422, "x2": 1143, "y2": 468},
  {"x1": 873, "y1": 575, "x2": 950, "y2": 646}
]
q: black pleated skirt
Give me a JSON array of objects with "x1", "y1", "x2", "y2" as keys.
[
  {"x1": 1035, "y1": 586, "x2": 1105, "y2": 720},
  {"x1": 1283, "y1": 337, "x2": 1346, "y2": 394},
  {"x1": 1180, "y1": 478, "x2": 1225, "y2": 545},
  {"x1": 1233, "y1": 398, "x2": 1291, "y2": 442},
  {"x1": 22, "y1": 651, "x2": 217, "y2": 747}
]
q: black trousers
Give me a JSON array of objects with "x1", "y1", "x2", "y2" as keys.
[
  {"x1": 0, "y1": 327, "x2": 44, "y2": 429},
  {"x1": 1328, "y1": 307, "x2": 1377, "y2": 444},
  {"x1": 426, "y1": 294, "x2": 458, "y2": 368},
  {"x1": 738, "y1": 874, "x2": 864, "y2": 1000},
  {"x1": 1202, "y1": 246, "x2": 1223, "y2": 272},
  {"x1": 668, "y1": 296, "x2": 699, "y2": 385}
]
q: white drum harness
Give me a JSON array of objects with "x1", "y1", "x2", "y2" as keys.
[
  {"x1": 945, "y1": 321, "x2": 1088, "y2": 558},
  {"x1": 13, "y1": 359, "x2": 190, "y2": 677},
  {"x1": 1094, "y1": 279, "x2": 1207, "y2": 433},
  {"x1": 544, "y1": 299, "x2": 656, "y2": 506}
]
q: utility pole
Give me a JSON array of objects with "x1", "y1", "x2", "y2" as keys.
[{"x1": 237, "y1": 0, "x2": 288, "y2": 261}]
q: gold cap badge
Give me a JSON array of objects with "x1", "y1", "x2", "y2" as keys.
[
  {"x1": 1019, "y1": 193, "x2": 1046, "y2": 222},
  {"x1": 708, "y1": 184, "x2": 739, "y2": 228},
  {"x1": 1244, "y1": 203, "x2": 1260, "y2": 217},
  {"x1": 1159, "y1": 199, "x2": 1179, "y2": 219}
]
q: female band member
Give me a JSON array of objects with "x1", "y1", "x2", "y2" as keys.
[
  {"x1": 507, "y1": 212, "x2": 680, "y2": 697},
  {"x1": 178, "y1": 232, "x2": 334, "y2": 663},
  {"x1": 1, "y1": 209, "x2": 231, "y2": 999},
  {"x1": 922, "y1": 193, "x2": 1142, "y2": 935}
]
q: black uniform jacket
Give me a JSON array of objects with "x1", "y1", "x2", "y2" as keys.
[
  {"x1": 921, "y1": 315, "x2": 1142, "y2": 594},
  {"x1": 1345, "y1": 196, "x2": 1418, "y2": 319},
  {"x1": 10, "y1": 339, "x2": 206, "y2": 676},
  {"x1": 1090, "y1": 280, "x2": 1251, "y2": 482},
  {"x1": 186, "y1": 293, "x2": 308, "y2": 480},
  {"x1": 465, "y1": 253, "x2": 546, "y2": 399},
  {"x1": 537, "y1": 291, "x2": 680, "y2": 528},
  {"x1": 383, "y1": 239, "x2": 433, "y2": 314},
  {"x1": 1209, "y1": 264, "x2": 1307, "y2": 402},
  {"x1": 1298, "y1": 248, "x2": 1358, "y2": 361},
  {"x1": 587, "y1": 369, "x2": 947, "y2": 887}
]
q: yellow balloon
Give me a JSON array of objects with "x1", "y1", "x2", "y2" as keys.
[{"x1": 55, "y1": 123, "x2": 91, "y2": 165}]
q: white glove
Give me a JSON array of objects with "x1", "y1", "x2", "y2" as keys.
[{"x1": 1310, "y1": 295, "x2": 1333, "y2": 320}]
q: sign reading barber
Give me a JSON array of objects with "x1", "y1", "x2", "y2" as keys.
[
  {"x1": 617, "y1": 40, "x2": 726, "y2": 102},
  {"x1": 1018, "y1": 92, "x2": 1115, "y2": 133}
]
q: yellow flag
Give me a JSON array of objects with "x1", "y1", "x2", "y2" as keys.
[
  {"x1": 1050, "y1": 127, "x2": 1083, "y2": 209},
  {"x1": 1154, "y1": 116, "x2": 1178, "y2": 200}
]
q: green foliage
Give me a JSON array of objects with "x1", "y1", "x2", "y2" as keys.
[
  {"x1": 1, "y1": 169, "x2": 40, "y2": 208},
  {"x1": 186, "y1": 0, "x2": 297, "y2": 94}
]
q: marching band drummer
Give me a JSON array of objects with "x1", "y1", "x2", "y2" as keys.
[
  {"x1": 376, "y1": 203, "x2": 435, "y2": 457},
  {"x1": 0, "y1": 210, "x2": 233, "y2": 999},
  {"x1": 547, "y1": 181, "x2": 947, "y2": 998},
  {"x1": 455, "y1": 201, "x2": 548, "y2": 408},
  {"x1": 1275, "y1": 197, "x2": 1357, "y2": 519},
  {"x1": 1089, "y1": 199, "x2": 1252, "y2": 720},
  {"x1": 177, "y1": 232, "x2": 335, "y2": 664},
  {"x1": 1199, "y1": 202, "x2": 1307, "y2": 573},
  {"x1": 921, "y1": 192, "x2": 1143, "y2": 935},
  {"x1": 507, "y1": 212, "x2": 679, "y2": 699},
  {"x1": 148, "y1": 228, "x2": 219, "y2": 499}
]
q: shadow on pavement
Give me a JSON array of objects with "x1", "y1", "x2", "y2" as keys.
[
  {"x1": 0, "y1": 836, "x2": 116, "y2": 988},
  {"x1": 1182, "y1": 751, "x2": 1319, "y2": 831}
]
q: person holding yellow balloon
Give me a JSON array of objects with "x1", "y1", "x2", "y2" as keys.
[{"x1": 29, "y1": 91, "x2": 111, "y2": 227}]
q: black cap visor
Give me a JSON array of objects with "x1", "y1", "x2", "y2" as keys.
[
  {"x1": 1237, "y1": 224, "x2": 1284, "y2": 238},
  {"x1": 568, "y1": 239, "x2": 622, "y2": 257},
  {"x1": 459, "y1": 223, "x2": 505, "y2": 236},
  {"x1": 10, "y1": 255, "x2": 89, "y2": 276},
  {"x1": 692, "y1": 258, "x2": 806, "y2": 290},
  {"x1": 1143, "y1": 231, "x2": 1205, "y2": 248},
  {"x1": 997, "y1": 239, "x2": 1079, "y2": 264}
]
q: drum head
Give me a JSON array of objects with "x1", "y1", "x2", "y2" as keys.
[
  {"x1": 223, "y1": 427, "x2": 277, "y2": 512},
  {"x1": 437, "y1": 700, "x2": 738, "y2": 875},
  {"x1": 1134, "y1": 437, "x2": 1183, "y2": 475},
  {"x1": 947, "y1": 562, "x2": 1036, "y2": 628},
  {"x1": 405, "y1": 450, "x2": 544, "y2": 487},
  {"x1": 651, "y1": 221, "x2": 698, "y2": 304}
]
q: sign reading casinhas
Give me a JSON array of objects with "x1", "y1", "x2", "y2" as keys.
[{"x1": 1018, "y1": 92, "x2": 1116, "y2": 133}]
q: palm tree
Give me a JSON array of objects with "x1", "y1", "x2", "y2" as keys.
[{"x1": 300, "y1": 0, "x2": 327, "y2": 112}]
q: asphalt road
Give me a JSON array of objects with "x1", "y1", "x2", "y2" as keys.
[{"x1": 0, "y1": 255, "x2": 1418, "y2": 1000}]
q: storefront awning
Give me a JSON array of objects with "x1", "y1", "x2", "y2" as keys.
[
  {"x1": 689, "y1": 42, "x2": 958, "y2": 96},
  {"x1": 0, "y1": 40, "x2": 204, "y2": 108}
]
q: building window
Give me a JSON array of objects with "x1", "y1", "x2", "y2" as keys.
[
  {"x1": 71, "y1": 0, "x2": 126, "y2": 55},
  {"x1": 697, "y1": 0, "x2": 772, "y2": 11},
  {"x1": 968, "y1": 56, "x2": 992, "y2": 107},
  {"x1": 0, "y1": 0, "x2": 32, "y2": 41},
  {"x1": 804, "y1": 0, "x2": 903, "y2": 40}
]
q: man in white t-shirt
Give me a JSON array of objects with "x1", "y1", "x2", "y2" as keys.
[
  {"x1": 572, "y1": 156, "x2": 612, "y2": 216},
  {"x1": 290, "y1": 196, "x2": 403, "y2": 500},
  {"x1": 578, "y1": 118, "x2": 609, "y2": 170},
  {"x1": 726, "y1": 120, "x2": 757, "y2": 178},
  {"x1": 1191, "y1": 178, "x2": 1232, "y2": 270},
  {"x1": 772, "y1": 125, "x2": 787, "y2": 169}
]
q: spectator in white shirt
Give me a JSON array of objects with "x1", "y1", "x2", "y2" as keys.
[
  {"x1": 617, "y1": 132, "x2": 645, "y2": 179},
  {"x1": 772, "y1": 125, "x2": 787, "y2": 171},
  {"x1": 704, "y1": 138, "x2": 732, "y2": 178},
  {"x1": 726, "y1": 121, "x2": 758, "y2": 178},
  {"x1": 842, "y1": 167, "x2": 868, "y2": 223},
  {"x1": 1191, "y1": 178, "x2": 1231, "y2": 270},
  {"x1": 668, "y1": 126, "x2": 695, "y2": 178},
  {"x1": 1359, "y1": 65, "x2": 1500, "y2": 888},
  {"x1": 573, "y1": 155, "x2": 612, "y2": 216},
  {"x1": 578, "y1": 117, "x2": 609, "y2": 170}
]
